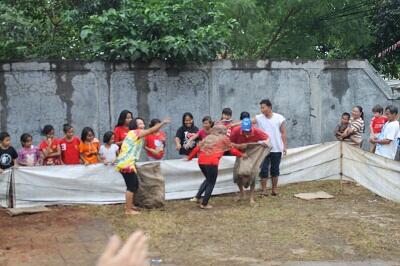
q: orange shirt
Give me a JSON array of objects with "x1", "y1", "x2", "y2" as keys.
[{"x1": 79, "y1": 140, "x2": 100, "y2": 164}]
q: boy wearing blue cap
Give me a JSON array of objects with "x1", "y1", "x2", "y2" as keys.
[{"x1": 230, "y1": 118, "x2": 270, "y2": 203}]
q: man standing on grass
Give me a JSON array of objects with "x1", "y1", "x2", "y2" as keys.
[
  {"x1": 370, "y1": 105, "x2": 399, "y2": 160},
  {"x1": 253, "y1": 99, "x2": 287, "y2": 197}
]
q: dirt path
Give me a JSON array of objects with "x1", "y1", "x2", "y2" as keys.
[{"x1": 0, "y1": 206, "x2": 112, "y2": 266}]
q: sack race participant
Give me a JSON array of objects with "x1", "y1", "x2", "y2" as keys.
[
  {"x1": 187, "y1": 125, "x2": 243, "y2": 209},
  {"x1": 115, "y1": 117, "x2": 170, "y2": 215},
  {"x1": 230, "y1": 118, "x2": 270, "y2": 204},
  {"x1": 135, "y1": 162, "x2": 165, "y2": 208}
]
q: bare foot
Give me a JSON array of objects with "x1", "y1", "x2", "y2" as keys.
[
  {"x1": 250, "y1": 198, "x2": 255, "y2": 204},
  {"x1": 131, "y1": 206, "x2": 140, "y2": 211},
  {"x1": 190, "y1": 197, "x2": 201, "y2": 203},
  {"x1": 199, "y1": 204, "x2": 213, "y2": 209},
  {"x1": 125, "y1": 209, "x2": 140, "y2": 215},
  {"x1": 271, "y1": 191, "x2": 279, "y2": 196},
  {"x1": 234, "y1": 193, "x2": 244, "y2": 202}
]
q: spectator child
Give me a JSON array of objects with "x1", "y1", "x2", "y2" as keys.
[
  {"x1": 369, "y1": 105, "x2": 388, "y2": 153},
  {"x1": 175, "y1": 112, "x2": 199, "y2": 157},
  {"x1": 114, "y1": 110, "x2": 133, "y2": 146},
  {"x1": 187, "y1": 125, "x2": 243, "y2": 209},
  {"x1": 17, "y1": 133, "x2": 40, "y2": 166},
  {"x1": 334, "y1": 112, "x2": 351, "y2": 140},
  {"x1": 59, "y1": 124, "x2": 81, "y2": 164},
  {"x1": 0, "y1": 132, "x2": 18, "y2": 173},
  {"x1": 184, "y1": 116, "x2": 213, "y2": 149},
  {"x1": 100, "y1": 131, "x2": 119, "y2": 165},
  {"x1": 144, "y1": 119, "x2": 166, "y2": 160},
  {"x1": 215, "y1": 107, "x2": 234, "y2": 136},
  {"x1": 39, "y1": 125, "x2": 62, "y2": 165},
  {"x1": 79, "y1": 127, "x2": 101, "y2": 165}
]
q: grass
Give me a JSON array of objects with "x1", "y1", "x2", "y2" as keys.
[{"x1": 88, "y1": 181, "x2": 400, "y2": 266}]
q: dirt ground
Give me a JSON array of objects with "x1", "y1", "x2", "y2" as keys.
[{"x1": 1, "y1": 181, "x2": 400, "y2": 266}]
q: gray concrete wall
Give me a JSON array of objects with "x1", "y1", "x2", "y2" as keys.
[{"x1": 1, "y1": 60, "x2": 399, "y2": 159}]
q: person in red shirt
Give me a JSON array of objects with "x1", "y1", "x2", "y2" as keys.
[
  {"x1": 184, "y1": 116, "x2": 213, "y2": 149},
  {"x1": 59, "y1": 124, "x2": 81, "y2": 164},
  {"x1": 230, "y1": 118, "x2": 270, "y2": 203},
  {"x1": 114, "y1": 110, "x2": 133, "y2": 146},
  {"x1": 144, "y1": 119, "x2": 166, "y2": 160},
  {"x1": 187, "y1": 125, "x2": 243, "y2": 209},
  {"x1": 39, "y1": 125, "x2": 62, "y2": 165},
  {"x1": 369, "y1": 105, "x2": 388, "y2": 153}
]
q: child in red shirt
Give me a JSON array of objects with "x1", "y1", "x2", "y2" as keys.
[
  {"x1": 59, "y1": 124, "x2": 81, "y2": 164},
  {"x1": 187, "y1": 125, "x2": 243, "y2": 209},
  {"x1": 184, "y1": 116, "x2": 213, "y2": 149},
  {"x1": 39, "y1": 125, "x2": 62, "y2": 165},
  {"x1": 114, "y1": 110, "x2": 133, "y2": 146},
  {"x1": 369, "y1": 105, "x2": 388, "y2": 153},
  {"x1": 144, "y1": 119, "x2": 166, "y2": 160}
]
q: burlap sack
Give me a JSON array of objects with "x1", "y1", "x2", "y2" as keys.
[
  {"x1": 135, "y1": 162, "x2": 165, "y2": 209},
  {"x1": 233, "y1": 143, "x2": 271, "y2": 188}
]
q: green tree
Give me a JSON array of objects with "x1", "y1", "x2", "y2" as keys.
[{"x1": 81, "y1": 0, "x2": 237, "y2": 64}]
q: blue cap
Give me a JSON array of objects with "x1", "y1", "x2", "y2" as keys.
[{"x1": 241, "y1": 118, "x2": 252, "y2": 132}]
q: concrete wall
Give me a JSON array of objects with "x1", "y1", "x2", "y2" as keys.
[{"x1": 1, "y1": 60, "x2": 399, "y2": 159}]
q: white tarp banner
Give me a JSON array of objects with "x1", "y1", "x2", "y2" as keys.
[
  {"x1": 0, "y1": 141, "x2": 398, "y2": 208},
  {"x1": 343, "y1": 143, "x2": 400, "y2": 203},
  {"x1": 0, "y1": 142, "x2": 340, "y2": 208}
]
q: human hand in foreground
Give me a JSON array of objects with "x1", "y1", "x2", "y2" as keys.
[{"x1": 97, "y1": 231, "x2": 149, "y2": 266}]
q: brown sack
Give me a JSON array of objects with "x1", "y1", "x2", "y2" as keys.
[
  {"x1": 234, "y1": 143, "x2": 271, "y2": 188},
  {"x1": 135, "y1": 162, "x2": 165, "y2": 209}
]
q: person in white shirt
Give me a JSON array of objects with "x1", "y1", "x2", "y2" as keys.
[
  {"x1": 253, "y1": 99, "x2": 287, "y2": 196},
  {"x1": 100, "y1": 131, "x2": 120, "y2": 165},
  {"x1": 370, "y1": 105, "x2": 400, "y2": 160}
]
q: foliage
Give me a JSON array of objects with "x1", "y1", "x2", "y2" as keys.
[
  {"x1": 81, "y1": 0, "x2": 237, "y2": 64},
  {"x1": 368, "y1": 0, "x2": 400, "y2": 78}
]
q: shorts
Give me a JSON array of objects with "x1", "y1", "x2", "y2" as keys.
[
  {"x1": 121, "y1": 171, "x2": 139, "y2": 193},
  {"x1": 259, "y1": 152, "x2": 282, "y2": 179}
]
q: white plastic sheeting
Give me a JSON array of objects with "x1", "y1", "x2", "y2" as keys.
[
  {"x1": 343, "y1": 144, "x2": 400, "y2": 202},
  {"x1": 0, "y1": 141, "x2": 398, "y2": 208}
]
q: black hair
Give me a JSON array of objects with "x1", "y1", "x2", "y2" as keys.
[
  {"x1": 135, "y1": 117, "x2": 145, "y2": 127},
  {"x1": 182, "y1": 112, "x2": 194, "y2": 127},
  {"x1": 20, "y1": 133, "x2": 32, "y2": 145},
  {"x1": 81, "y1": 127, "x2": 95, "y2": 141},
  {"x1": 103, "y1": 131, "x2": 114, "y2": 144},
  {"x1": 341, "y1": 112, "x2": 350, "y2": 119},
  {"x1": 128, "y1": 117, "x2": 145, "y2": 130},
  {"x1": 41, "y1": 124, "x2": 54, "y2": 135},
  {"x1": 63, "y1": 123, "x2": 73, "y2": 133},
  {"x1": 149, "y1": 118, "x2": 161, "y2": 128},
  {"x1": 116, "y1": 110, "x2": 133, "y2": 127},
  {"x1": 202, "y1": 116, "x2": 214, "y2": 127},
  {"x1": 259, "y1": 99, "x2": 272, "y2": 107},
  {"x1": 372, "y1": 105, "x2": 384, "y2": 114},
  {"x1": 385, "y1": 105, "x2": 398, "y2": 115},
  {"x1": 222, "y1": 108, "x2": 232, "y2": 117},
  {"x1": 240, "y1": 111, "x2": 250, "y2": 120},
  {"x1": 0, "y1": 132, "x2": 10, "y2": 142}
]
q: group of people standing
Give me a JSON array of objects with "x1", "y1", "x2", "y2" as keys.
[{"x1": 334, "y1": 104, "x2": 400, "y2": 160}]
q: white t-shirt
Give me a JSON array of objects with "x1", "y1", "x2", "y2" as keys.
[
  {"x1": 375, "y1": 120, "x2": 400, "y2": 160},
  {"x1": 255, "y1": 113, "x2": 286, "y2": 152},
  {"x1": 99, "y1": 144, "x2": 119, "y2": 163}
]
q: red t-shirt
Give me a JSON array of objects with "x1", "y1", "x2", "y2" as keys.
[
  {"x1": 371, "y1": 116, "x2": 388, "y2": 134},
  {"x1": 59, "y1": 136, "x2": 81, "y2": 164},
  {"x1": 39, "y1": 138, "x2": 62, "y2": 165},
  {"x1": 229, "y1": 126, "x2": 269, "y2": 144},
  {"x1": 198, "y1": 129, "x2": 209, "y2": 140},
  {"x1": 188, "y1": 145, "x2": 242, "y2": 165},
  {"x1": 114, "y1": 126, "x2": 130, "y2": 143},
  {"x1": 145, "y1": 132, "x2": 166, "y2": 159}
]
